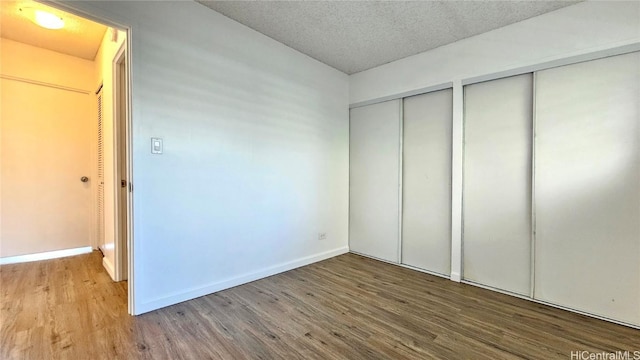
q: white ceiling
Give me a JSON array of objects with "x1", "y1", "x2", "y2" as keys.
[
  {"x1": 198, "y1": 0, "x2": 581, "y2": 74},
  {"x1": 0, "y1": 0, "x2": 107, "y2": 60}
]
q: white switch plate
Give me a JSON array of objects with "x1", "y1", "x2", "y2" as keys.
[{"x1": 151, "y1": 137, "x2": 163, "y2": 154}]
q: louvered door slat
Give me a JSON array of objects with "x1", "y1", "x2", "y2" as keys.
[{"x1": 97, "y1": 92, "x2": 105, "y2": 249}]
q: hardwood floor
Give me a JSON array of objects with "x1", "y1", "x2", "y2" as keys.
[{"x1": 1, "y1": 251, "x2": 638, "y2": 359}]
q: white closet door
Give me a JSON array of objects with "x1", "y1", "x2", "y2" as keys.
[
  {"x1": 535, "y1": 52, "x2": 640, "y2": 326},
  {"x1": 463, "y1": 74, "x2": 533, "y2": 295},
  {"x1": 402, "y1": 89, "x2": 452, "y2": 275},
  {"x1": 349, "y1": 100, "x2": 400, "y2": 262}
]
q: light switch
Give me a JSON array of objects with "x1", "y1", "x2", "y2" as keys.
[{"x1": 151, "y1": 137, "x2": 163, "y2": 154}]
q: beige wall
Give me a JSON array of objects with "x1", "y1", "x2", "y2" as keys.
[
  {"x1": 0, "y1": 38, "x2": 95, "y2": 257},
  {"x1": 0, "y1": 29, "x2": 126, "y2": 271},
  {"x1": 93, "y1": 28, "x2": 126, "y2": 276},
  {"x1": 1, "y1": 39, "x2": 95, "y2": 90}
]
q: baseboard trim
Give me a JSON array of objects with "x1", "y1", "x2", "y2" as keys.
[
  {"x1": 0, "y1": 246, "x2": 93, "y2": 265},
  {"x1": 134, "y1": 246, "x2": 349, "y2": 315},
  {"x1": 103, "y1": 256, "x2": 116, "y2": 281}
]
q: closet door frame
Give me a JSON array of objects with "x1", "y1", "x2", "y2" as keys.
[
  {"x1": 458, "y1": 47, "x2": 640, "y2": 329},
  {"x1": 348, "y1": 42, "x2": 640, "y2": 329},
  {"x1": 349, "y1": 84, "x2": 455, "y2": 277}
]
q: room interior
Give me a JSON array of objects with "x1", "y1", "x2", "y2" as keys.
[
  {"x1": 0, "y1": 0, "x2": 128, "y2": 278},
  {"x1": 1, "y1": 0, "x2": 639, "y2": 358}
]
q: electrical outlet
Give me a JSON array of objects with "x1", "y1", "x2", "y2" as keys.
[{"x1": 318, "y1": 232, "x2": 327, "y2": 241}]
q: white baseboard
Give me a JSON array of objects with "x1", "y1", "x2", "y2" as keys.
[
  {"x1": 0, "y1": 246, "x2": 93, "y2": 265},
  {"x1": 450, "y1": 271, "x2": 461, "y2": 282},
  {"x1": 103, "y1": 256, "x2": 116, "y2": 281},
  {"x1": 134, "y1": 246, "x2": 349, "y2": 315}
]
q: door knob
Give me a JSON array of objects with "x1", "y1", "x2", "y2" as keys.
[{"x1": 80, "y1": 176, "x2": 89, "y2": 183}]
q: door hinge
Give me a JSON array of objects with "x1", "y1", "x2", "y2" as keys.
[{"x1": 129, "y1": 182, "x2": 133, "y2": 192}]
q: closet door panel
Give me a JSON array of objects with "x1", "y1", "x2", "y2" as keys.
[
  {"x1": 463, "y1": 74, "x2": 533, "y2": 295},
  {"x1": 349, "y1": 100, "x2": 400, "y2": 262},
  {"x1": 402, "y1": 89, "x2": 452, "y2": 275},
  {"x1": 535, "y1": 52, "x2": 640, "y2": 325}
]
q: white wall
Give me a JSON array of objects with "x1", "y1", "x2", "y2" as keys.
[
  {"x1": 348, "y1": 1, "x2": 640, "y2": 282},
  {"x1": 350, "y1": 1, "x2": 640, "y2": 104},
  {"x1": 58, "y1": 0, "x2": 349, "y2": 314},
  {"x1": 0, "y1": 39, "x2": 95, "y2": 257},
  {"x1": 93, "y1": 27, "x2": 126, "y2": 278}
]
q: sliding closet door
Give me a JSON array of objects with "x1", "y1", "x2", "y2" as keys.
[
  {"x1": 535, "y1": 52, "x2": 640, "y2": 325},
  {"x1": 349, "y1": 100, "x2": 400, "y2": 262},
  {"x1": 402, "y1": 89, "x2": 452, "y2": 275},
  {"x1": 463, "y1": 74, "x2": 533, "y2": 295}
]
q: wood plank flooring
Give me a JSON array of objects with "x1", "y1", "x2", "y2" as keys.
[{"x1": 1, "y1": 251, "x2": 638, "y2": 359}]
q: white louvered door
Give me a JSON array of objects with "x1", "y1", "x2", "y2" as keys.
[{"x1": 97, "y1": 91, "x2": 105, "y2": 251}]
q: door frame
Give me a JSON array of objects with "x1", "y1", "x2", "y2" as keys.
[
  {"x1": 113, "y1": 42, "x2": 129, "y2": 284},
  {"x1": 46, "y1": 0, "x2": 136, "y2": 315}
]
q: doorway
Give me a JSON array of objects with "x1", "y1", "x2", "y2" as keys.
[{"x1": 0, "y1": 0, "x2": 133, "y2": 313}]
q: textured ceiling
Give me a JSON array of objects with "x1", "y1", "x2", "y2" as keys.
[
  {"x1": 198, "y1": 0, "x2": 581, "y2": 74},
  {"x1": 0, "y1": 0, "x2": 107, "y2": 60}
]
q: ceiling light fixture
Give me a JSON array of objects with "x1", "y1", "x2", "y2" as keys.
[
  {"x1": 19, "y1": 7, "x2": 65, "y2": 30},
  {"x1": 33, "y1": 10, "x2": 64, "y2": 29}
]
